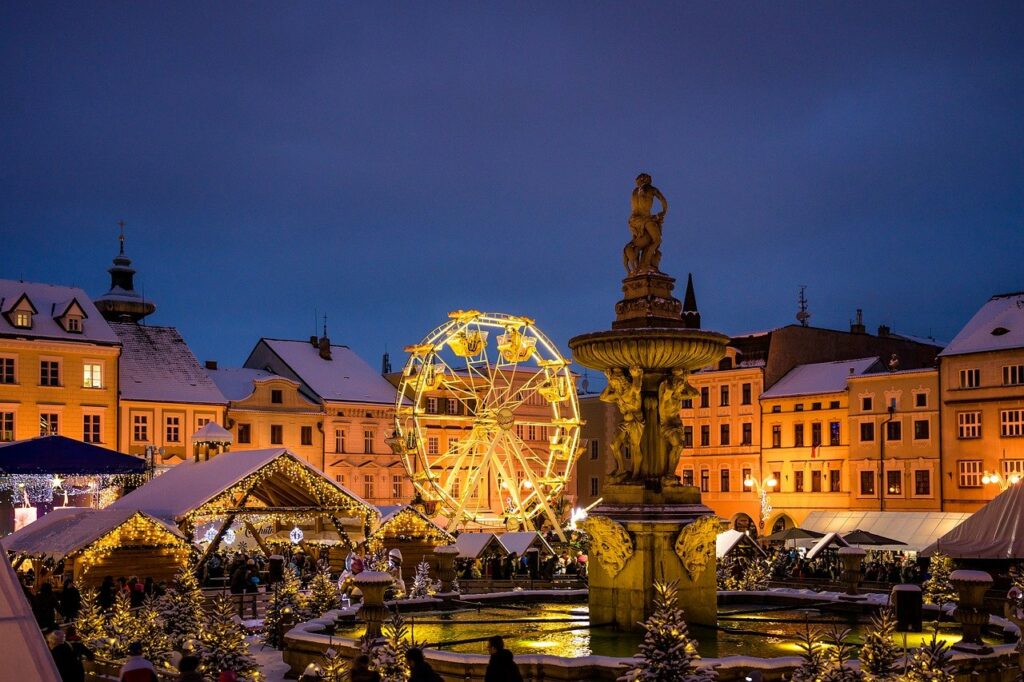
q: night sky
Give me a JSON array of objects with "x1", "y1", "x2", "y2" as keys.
[{"x1": 2, "y1": 3, "x2": 1022, "y2": 373}]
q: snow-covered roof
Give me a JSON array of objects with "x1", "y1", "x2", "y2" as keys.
[
  {"x1": 497, "y1": 531, "x2": 554, "y2": 556},
  {"x1": 111, "y1": 322, "x2": 227, "y2": 404},
  {"x1": 206, "y1": 367, "x2": 284, "y2": 401},
  {"x1": 371, "y1": 505, "x2": 455, "y2": 542},
  {"x1": 109, "y1": 448, "x2": 375, "y2": 522},
  {"x1": 454, "y1": 532, "x2": 507, "y2": 559},
  {"x1": 716, "y1": 529, "x2": 767, "y2": 559},
  {"x1": 0, "y1": 551, "x2": 60, "y2": 682},
  {"x1": 0, "y1": 279, "x2": 118, "y2": 345},
  {"x1": 923, "y1": 483, "x2": 1024, "y2": 559},
  {"x1": 805, "y1": 531, "x2": 850, "y2": 559},
  {"x1": 1, "y1": 508, "x2": 183, "y2": 559},
  {"x1": 939, "y1": 292, "x2": 1024, "y2": 357},
  {"x1": 801, "y1": 511, "x2": 972, "y2": 552},
  {"x1": 191, "y1": 421, "x2": 233, "y2": 443},
  {"x1": 250, "y1": 338, "x2": 397, "y2": 404},
  {"x1": 760, "y1": 357, "x2": 881, "y2": 398}
]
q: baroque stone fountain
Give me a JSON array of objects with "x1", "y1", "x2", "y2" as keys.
[{"x1": 569, "y1": 173, "x2": 729, "y2": 630}]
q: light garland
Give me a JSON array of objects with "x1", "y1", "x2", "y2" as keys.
[
  {"x1": 0, "y1": 473, "x2": 146, "y2": 506},
  {"x1": 369, "y1": 508, "x2": 454, "y2": 544},
  {"x1": 70, "y1": 513, "x2": 190, "y2": 578}
]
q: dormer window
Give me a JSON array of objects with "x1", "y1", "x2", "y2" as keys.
[
  {"x1": 13, "y1": 310, "x2": 31, "y2": 328},
  {"x1": 54, "y1": 299, "x2": 87, "y2": 334},
  {"x1": 66, "y1": 316, "x2": 82, "y2": 332}
]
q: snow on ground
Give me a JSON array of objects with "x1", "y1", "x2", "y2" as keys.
[{"x1": 247, "y1": 636, "x2": 290, "y2": 682}]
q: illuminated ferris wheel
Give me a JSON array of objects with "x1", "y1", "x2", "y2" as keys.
[{"x1": 392, "y1": 311, "x2": 582, "y2": 539}]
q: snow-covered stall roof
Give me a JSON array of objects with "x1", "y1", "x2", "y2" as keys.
[
  {"x1": 1, "y1": 508, "x2": 184, "y2": 559},
  {"x1": 0, "y1": 279, "x2": 118, "y2": 346},
  {"x1": 716, "y1": 529, "x2": 767, "y2": 559},
  {"x1": 111, "y1": 322, "x2": 227, "y2": 405},
  {"x1": 760, "y1": 357, "x2": 881, "y2": 398},
  {"x1": 370, "y1": 505, "x2": 455, "y2": 543},
  {"x1": 922, "y1": 484, "x2": 1024, "y2": 558},
  {"x1": 497, "y1": 531, "x2": 554, "y2": 557},
  {"x1": 108, "y1": 448, "x2": 376, "y2": 524},
  {"x1": 454, "y1": 532, "x2": 507, "y2": 559},
  {"x1": 0, "y1": 551, "x2": 60, "y2": 682},
  {"x1": 249, "y1": 338, "x2": 398, "y2": 404},
  {"x1": 939, "y1": 292, "x2": 1024, "y2": 357},
  {"x1": 801, "y1": 511, "x2": 971, "y2": 552},
  {"x1": 191, "y1": 421, "x2": 233, "y2": 443},
  {"x1": 805, "y1": 531, "x2": 850, "y2": 559}
]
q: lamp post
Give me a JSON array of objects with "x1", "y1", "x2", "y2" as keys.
[
  {"x1": 982, "y1": 470, "x2": 1021, "y2": 491},
  {"x1": 742, "y1": 475, "x2": 778, "y2": 533}
]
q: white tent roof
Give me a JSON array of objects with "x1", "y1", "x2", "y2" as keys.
[
  {"x1": 923, "y1": 484, "x2": 1024, "y2": 558},
  {"x1": 716, "y1": 529, "x2": 767, "y2": 559},
  {"x1": 1, "y1": 508, "x2": 183, "y2": 559},
  {"x1": 454, "y1": 532, "x2": 506, "y2": 559},
  {"x1": 806, "y1": 531, "x2": 850, "y2": 559},
  {"x1": 497, "y1": 531, "x2": 554, "y2": 556},
  {"x1": 191, "y1": 421, "x2": 233, "y2": 443},
  {"x1": 0, "y1": 551, "x2": 60, "y2": 682},
  {"x1": 109, "y1": 448, "x2": 374, "y2": 523},
  {"x1": 800, "y1": 511, "x2": 971, "y2": 552}
]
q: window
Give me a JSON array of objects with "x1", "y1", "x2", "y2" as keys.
[
  {"x1": 270, "y1": 425, "x2": 283, "y2": 444},
  {"x1": 446, "y1": 398, "x2": 458, "y2": 414},
  {"x1": 794, "y1": 471, "x2": 804, "y2": 492},
  {"x1": 683, "y1": 426, "x2": 693, "y2": 448},
  {"x1": 959, "y1": 368, "x2": 980, "y2": 388},
  {"x1": 956, "y1": 411, "x2": 981, "y2": 439},
  {"x1": 447, "y1": 437, "x2": 460, "y2": 453},
  {"x1": 794, "y1": 404, "x2": 804, "y2": 412},
  {"x1": 0, "y1": 412, "x2": 13, "y2": 441},
  {"x1": 426, "y1": 397, "x2": 438, "y2": 413},
  {"x1": 887, "y1": 471, "x2": 902, "y2": 495},
  {"x1": 65, "y1": 316, "x2": 81, "y2": 332},
  {"x1": 301, "y1": 426, "x2": 313, "y2": 446},
  {"x1": 742, "y1": 468, "x2": 752, "y2": 491},
  {"x1": 1004, "y1": 365, "x2": 1024, "y2": 386},
  {"x1": 1002, "y1": 410, "x2": 1024, "y2": 437},
  {"x1": 958, "y1": 460, "x2": 982, "y2": 488},
  {"x1": 363, "y1": 474, "x2": 374, "y2": 499},
  {"x1": 681, "y1": 398, "x2": 693, "y2": 409},
  {"x1": 794, "y1": 423, "x2": 804, "y2": 447},
  {"x1": 700, "y1": 425, "x2": 710, "y2": 447},
  {"x1": 83, "y1": 363, "x2": 102, "y2": 388},
  {"x1": 0, "y1": 357, "x2": 14, "y2": 384},
  {"x1": 720, "y1": 424, "x2": 730, "y2": 446},
  {"x1": 771, "y1": 425, "x2": 781, "y2": 448},
  {"x1": 720, "y1": 468, "x2": 730, "y2": 492},
  {"x1": 914, "y1": 392, "x2": 928, "y2": 408},
  {"x1": 132, "y1": 414, "x2": 148, "y2": 442},
  {"x1": 811, "y1": 470, "x2": 821, "y2": 493},
  {"x1": 741, "y1": 422, "x2": 752, "y2": 445},
  {"x1": 720, "y1": 385, "x2": 730, "y2": 407},
  {"x1": 915, "y1": 470, "x2": 931, "y2": 496},
  {"x1": 83, "y1": 414, "x2": 100, "y2": 443},
  {"x1": 860, "y1": 471, "x2": 876, "y2": 496},
  {"x1": 1003, "y1": 460, "x2": 1024, "y2": 479},
  {"x1": 811, "y1": 423, "x2": 822, "y2": 447},
  {"x1": 681, "y1": 469, "x2": 694, "y2": 486},
  {"x1": 335, "y1": 474, "x2": 346, "y2": 485},
  {"x1": 515, "y1": 424, "x2": 524, "y2": 439},
  {"x1": 12, "y1": 310, "x2": 31, "y2": 328},
  {"x1": 771, "y1": 405, "x2": 781, "y2": 413},
  {"x1": 528, "y1": 425, "x2": 536, "y2": 441},
  {"x1": 590, "y1": 477, "x2": 599, "y2": 497},
  {"x1": 913, "y1": 419, "x2": 930, "y2": 440},
  {"x1": 885, "y1": 421, "x2": 902, "y2": 441},
  {"x1": 772, "y1": 471, "x2": 781, "y2": 488},
  {"x1": 271, "y1": 389, "x2": 283, "y2": 404},
  {"x1": 238, "y1": 423, "x2": 251, "y2": 444},
  {"x1": 363, "y1": 429, "x2": 374, "y2": 453},
  {"x1": 700, "y1": 468, "x2": 709, "y2": 493},
  {"x1": 335, "y1": 429, "x2": 345, "y2": 452},
  {"x1": 392, "y1": 475, "x2": 403, "y2": 499},
  {"x1": 39, "y1": 360, "x2": 60, "y2": 386},
  {"x1": 452, "y1": 476, "x2": 461, "y2": 499},
  {"x1": 40, "y1": 412, "x2": 59, "y2": 436},
  {"x1": 741, "y1": 383, "x2": 752, "y2": 405},
  {"x1": 862, "y1": 396, "x2": 873, "y2": 411},
  {"x1": 699, "y1": 387, "x2": 709, "y2": 408},
  {"x1": 166, "y1": 416, "x2": 180, "y2": 443},
  {"x1": 427, "y1": 436, "x2": 439, "y2": 455},
  {"x1": 829, "y1": 469, "x2": 841, "y2": 492},
  {"x1": 829, "y1": 401, "x2": 840, "y2": 410},
  {"x1": 829, "y1": 421, "x2": 840, "y2": 446},
  {"x1": 197, "y1": 417, "x2": 210, "y2": 429},
  {"x1": 860, "y1": 422, "x2": 875, "y2": 442},
  {"x1": 590, "y1": 439, "x2": 599, "y2": 460},
  {"x1": 811, "y1": 402, "x2": 822, "y2": 411}
]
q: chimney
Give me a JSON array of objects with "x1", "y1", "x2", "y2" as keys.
[
  {"x1": 850, "y1": 309, "x2": 866, "y2": 334},
  {"x1": 877, "y1": 324, "x2": 891, "y2": 337},
  {"x1": 318, "y1": 335, "x2": 332, "y2": 360},
  {"x1": 309, "y1": 335, "x2": 319, "y2": 347},
  {"x1": 205, "y1": 360, "x2": 218, "y2": 370}
]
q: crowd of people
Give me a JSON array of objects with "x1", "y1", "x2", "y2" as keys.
[{"x1": 767, "y1": 547, "x2": 925, "y2": 584}]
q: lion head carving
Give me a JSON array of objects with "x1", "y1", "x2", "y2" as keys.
[
  {"x1": 582, "y1": 515, "x2": 634, "y2": 578},
  {"x1": 674, "y1": 515, "x2": 718, "y2": 581}
]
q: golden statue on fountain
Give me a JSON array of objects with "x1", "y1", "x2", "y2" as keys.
[{"x1": 624, "y1": 172, "x2": 668, "y2": 275}]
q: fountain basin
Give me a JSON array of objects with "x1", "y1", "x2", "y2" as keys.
[{"x1": 568, "y1": 328, "x2": 729, "y2": 372}]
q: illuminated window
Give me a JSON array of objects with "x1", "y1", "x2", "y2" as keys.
[
  {"x1": 741, "y1": 469, "x2": 752, "y2": 491},
  {"x1": 13, "y1": 310, "x2": 31, "y2": 328},
  {"x1": 82, "y1": 363, "x2": 102, "y2": 388},
  {"x1": 886, "y1": 471, "x2": 902, "y2": 495},
  {"x1": 958, "y1": 460, "x2": 982, "y2": 488},
  {"x1": 681, "y1": 469, "x2": 694, "y2": 486},
  {"x1": 41, "y1": 412, "x2": 59, "y2": 436},
  {"x1": 958, "y1": 412, "x2": 980, "y2": 439},
  {"x1": 83, "y1": 414, "x2": 101, "y2": 443},
  {"x1": 165, "y1": 416, "x2": 180, "y2": 443},
  {"x1": 426, "y1": 397, "x2": 438, "y2": 414},
  {"x1": 0, "y1": 412, "x2": 13, "y2": 441},
  {"x1": 132, "y1": 414, "x2": 148, "y2": 442},
  {"x1": 40, "y1": 360, "x2": 60, "y2": 387},
  {"x1": 860, "y1": 471, "x2": 875, "y2": 496}
]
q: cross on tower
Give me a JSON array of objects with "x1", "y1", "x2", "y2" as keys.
[{"x1": 117, "y1": 220, "x2": 126, "y2": 255}]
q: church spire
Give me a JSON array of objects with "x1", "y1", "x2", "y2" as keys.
[
  {"x1": 94, "y1": 221, "x2": 157, "y2": 323},
  {"x1": 682, "y1": 272, "x2": 701, "y2": 329}
]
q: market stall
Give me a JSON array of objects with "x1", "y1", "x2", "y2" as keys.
[{"x1": 367, "y1": 505, "x2": 455, "y2": 575}]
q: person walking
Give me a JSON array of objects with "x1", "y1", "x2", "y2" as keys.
[
  {"x1": 405, "y1": 647, "x2": 442, "y2": 682},
  {"x1": 48, "y1": 629, "x2": 86, "y2": 682},
  {"x1": 61, "y1": 578, "x2": 82, "y2": 622},
  {"x1": 33, "y1": 582, "x2": 60, "y2": 630},
  {"x1": 118, "y1": 641, "x2": 158, "y2": 682},
  {"x1": 350, "y1": 654, "x2": 381, "y2": 682},
  {"x1": 485, "y1": 635, "x2": 523, "y2": 682}
]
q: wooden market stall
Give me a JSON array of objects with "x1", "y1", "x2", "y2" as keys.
[
  {"x1": 454, "y1": 532, "x2": 508, "y2": 578},
  {"x1": 367, "y1": 505, "x2": 455, "y2": 577},
  {"x1": 2, "y1": 507, "x2": 189, "y2": 587}
]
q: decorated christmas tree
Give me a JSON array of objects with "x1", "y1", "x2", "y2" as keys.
[
  {"x1": 790, "y1": 623, "x2": 827, "y2": 682},
  {"x1": 902, "y1": 631, "x2": 955, "y2": 682},
  {"x1": 922, "y1": 552, "x2": 957, "y2": 606},
  {"x1": 362, "y1": 607, "x2": 418, "y2": 682},
  {"x1": 818, "y1": 626, "x2": 863, "y2": 682},
  {"x1": 200, "y1": 594, "x2": 261, "y2": 681},
  {"x1": 74, "y1": 588, "x2": 108, "y2": 651},
  {"x1": 159, "y1": 566, "x2": 206, "y2": 648},
  {"x1": 307, "y1": 567, "x2": 340, "y2": 618},
  {"x1": 860, "y1": 608, "x2": 900, "y2": 682},
  {"x1": 622, "y1": 580, "x2": 715, "y2": 682},
  {"x1": 105, "y1": 590, "x2": 143, "y2": 660},
  {"x1": 738, "y1": 553, "x2": 774, "y2": 591},
  {"x1": 263, "y1": 568, "x2": 306, "y2": 648},
  {"x1": 135, "y1": 594, "x2": 173, "y2": 666},
  {"x1": 318, "y1": 647, "x2": 350, "y2": 682},
  {"x1": 716, "y1": 554, "x2": 739, "y2": 590},
  {"x1": 408, "y1": 561, "x2": 436, "y2": 599}
]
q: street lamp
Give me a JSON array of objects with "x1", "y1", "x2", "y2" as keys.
[
  {"x1": 743, "y1": 475, "x2": 777, "y2": 532},
  {"x1": 983, "y1": 471, "x2": 1021, "y2": 490}
]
